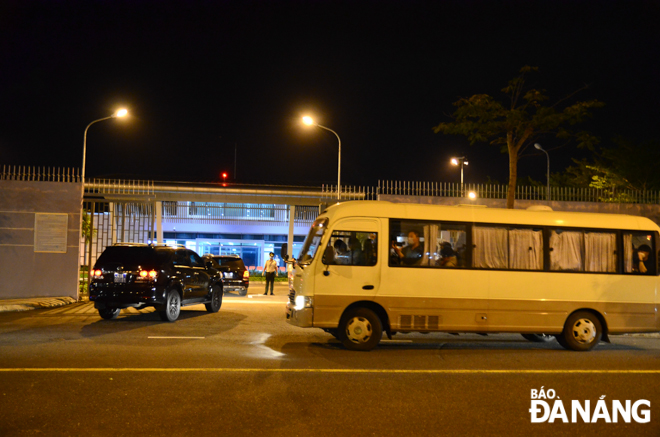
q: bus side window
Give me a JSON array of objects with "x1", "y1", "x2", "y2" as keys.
[
  {"x1": 624, "y1": 232, "x2": 656, "y2": 275},
  {"x1": 325, "y1": 231, "x2": 377, "y2": 266},
  {"x1": 389, "y1": 219, "x2": 467, "y2": 268}
]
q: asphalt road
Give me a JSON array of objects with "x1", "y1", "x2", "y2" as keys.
[{"x1": 1, "y1": 284, "x2": 659, "y2": 436}]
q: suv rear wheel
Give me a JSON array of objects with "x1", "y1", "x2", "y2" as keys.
[
  {"x1": 99, "y1": 307, "x2": 120, "y2": 320},
  {"x1": 159, "y1": 289, "x2": 181, "y2": 322}
]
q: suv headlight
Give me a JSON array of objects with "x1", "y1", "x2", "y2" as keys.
[{"x1": 294, "y1": 295, "x2": 313, "y2": 311}]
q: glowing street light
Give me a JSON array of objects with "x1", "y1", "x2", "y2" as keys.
[
  {"x1": 82, "y1": 108, "x2": 128, "y2": 182},
  {"x1": 302, "y1": 116, "x2": 342, "y2": 200}
]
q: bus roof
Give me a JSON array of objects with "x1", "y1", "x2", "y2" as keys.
[{"x1": 320, "y1": 201, "x2": 659, "y2": 231}]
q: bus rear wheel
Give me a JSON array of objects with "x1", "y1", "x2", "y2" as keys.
[
  {"x1": 557, "y1": 311, "x2": 602, "y2": 351},
  {"x1": 338, "y1": 308, "x2": 382, "y2": 351}
]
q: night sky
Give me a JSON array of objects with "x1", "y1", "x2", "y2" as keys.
[{"x1": 1, "y1": 0, "x2": 658, "y2": 187}]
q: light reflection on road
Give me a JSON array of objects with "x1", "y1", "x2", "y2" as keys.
[{"x1": 247, "y1": 333, "x2": 286, "y2": 359}]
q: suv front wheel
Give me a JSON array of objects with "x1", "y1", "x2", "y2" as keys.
[
  {"x1": 159, "y1": 289, "x2": 181, "y2": 322},
  {"x1": 205, "y1": 285, "x2": 222, "y2": 313}
]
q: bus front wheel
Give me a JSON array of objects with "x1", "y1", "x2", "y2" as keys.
[
  {"x1": 557, "y1": 311, "x2": 602, "y2": 351},
  {"x1": 339, "y1": 308, "x2": 382, "y2": 351}
]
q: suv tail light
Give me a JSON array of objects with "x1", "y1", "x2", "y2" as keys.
[
  {"x1": 93, "y1": 270, "x2": 103, "y2": 278},
  {"x1": 243, "y1": 270, "x2": 249, "y2": 279},
  {"x1": 138, "y1": 270, "x2": 158, "y2": 280}
]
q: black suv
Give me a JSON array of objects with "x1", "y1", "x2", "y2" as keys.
[
  {"x1": 203, "y1": 254, "x2": 249, "y2": 296},
  {"x1": 90, "y1": 244, "x2": 223, "y2": 322}
]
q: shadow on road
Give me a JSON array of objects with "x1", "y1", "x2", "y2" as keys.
[
  {"x1": 79, "y1": 309, "x2": 246, "y2": 339},
  {"x1": 280, "y1": 333, "x2": 642, "y2": 357}
]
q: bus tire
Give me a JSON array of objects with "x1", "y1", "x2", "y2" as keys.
[
  {"x1": 558, "y1": 311, "x2": 602, "y2": 351},
  {"x1": 339, "y1": 307, "x2": 382, "y2": 351},
  {"x1": 521, "y1": 334, "x2": 555, "y2": 343}
]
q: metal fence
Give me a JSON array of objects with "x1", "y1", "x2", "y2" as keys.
[
  {"x1": 81, "y1": 200, "x2": 156, "y2": 268},
  {"x1": 1, "y1": 165, "x2": 80, "y2": 182},
  {"x1": 4, "y1": 166, "x2": 660, "y2": 204},
  {"x1": 321, "y1": 184, "x2": 379, "y2": 200},
  {"x1": 85, "y1": 178, "x2": 155, "y2": 196},
  {"x1": 376, "y1": 180, "x2": 660, "y2": 204}
]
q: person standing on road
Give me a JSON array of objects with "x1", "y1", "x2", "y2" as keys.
[{"x1": 264, "y1": 252, "x2": 278, "y2": 295}]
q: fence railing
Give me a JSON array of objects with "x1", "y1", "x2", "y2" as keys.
[
  {"x1": 4, "y1": 166, "x2": 660, "y2": 205},
  {"x1": 321, "y1": 184, "x2": 379, "y2": 201},
  {"x1": 376, "y1": 180, "x2": 660, "y2": 204},
  {"x1": 85, "y1": 178, "x2": 155, "y2": 196},
  {"x1": 1, "y1": 165, "x2": 80, "y2": 182}
]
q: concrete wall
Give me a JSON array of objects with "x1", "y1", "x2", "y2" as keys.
[
  {"x1": 0, "y1": 180, "x2": 81, "y2": 299},
  {"x1": 380, "y1": 195, "x2": 660, "y2": 225}
]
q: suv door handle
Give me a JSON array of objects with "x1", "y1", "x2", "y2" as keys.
[{"x1": 362, "y1": 285, "x2": 374, "y2": 290}]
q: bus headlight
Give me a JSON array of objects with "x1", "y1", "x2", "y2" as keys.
[{"x1": 294, "y1": 295, "x2": 313, "y2": 311}]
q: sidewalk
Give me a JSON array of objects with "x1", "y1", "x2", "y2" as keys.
[
  {"x1": 0, "y1": 281, "x2": 290, "y2": 313},
  {"x1": 0, "y1": 297, "x2": 77, "y2": 313}
]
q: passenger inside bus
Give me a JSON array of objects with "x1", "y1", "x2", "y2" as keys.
[
  {"x1": 634, "y1": 244, "x2": 653, "y2": 273},
  {"x1": 348, "y1": 236, "x2": 364, "y2": 265},
  {"x1": 438, "y1": 241, "x2": 458, "y2": 267},
  {"x1": 391, "y1": 230, "x2": 424, "y2": 266},
  {"x1": 363, "y1": 233, "x2": 377, "y2": 265},
  {"x1": 333, "y1": 239, "x2": 350, "y2": 265}
]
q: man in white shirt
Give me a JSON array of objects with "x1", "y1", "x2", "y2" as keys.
[{"x1": 264, "y1": 252, "x2": 278, "y2": 295}]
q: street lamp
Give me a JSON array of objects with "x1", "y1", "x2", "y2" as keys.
[
  {"x1": 534, "y1": 143, "x2": 550, "y2": 201},
  {"x1": 82, "y1": 108, "x2": 128, "y2": 182},
  {"x1": 450, "y1": 156, "x2": 468, "y2": 196},
  {"x1": 302, "y1": 116, "x2": 342, "y2": 200}
]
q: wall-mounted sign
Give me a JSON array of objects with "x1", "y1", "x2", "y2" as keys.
[{"x1": 34, "y1": 213, "x2": 68, "y2": 253}]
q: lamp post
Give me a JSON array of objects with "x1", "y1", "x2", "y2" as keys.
[
  {"x1": 302, "y1": 116, "x2": 341, "y2": 200},
  {"x1": 534, "y1": 143, "x2": 550, "y2": 201},
  {"x1": 82, "y1": 108, "x2": 128, "y2": 182},
  {"x1": 450, "y1": 156, "x2": 468, "y2": 196},
  {"x1": 79, "y1": 108, "x2": 127, "y2": 302}
]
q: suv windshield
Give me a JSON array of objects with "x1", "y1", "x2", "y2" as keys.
[
  {"x1": 298, "y1": 217, "x2": 328, "y2": 265},
  {"x1": 95, "y1": 246, "x2": 172, "y2": 269}
]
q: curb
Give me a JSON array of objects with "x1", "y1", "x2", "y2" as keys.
[{"x1": 0, "y1": 297, "x2": 77, "y2": 313}]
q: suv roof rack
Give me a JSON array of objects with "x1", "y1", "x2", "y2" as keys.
[{"x1": 112, "y1": 242, "x2": 186, "y2": 248}]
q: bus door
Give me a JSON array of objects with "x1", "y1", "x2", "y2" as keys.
[{"x1": 313, "y1": 218, "x2": 381, "y2": 325}]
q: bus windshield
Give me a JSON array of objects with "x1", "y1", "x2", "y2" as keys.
[{"x1": 298, "y1": 217, "x2": 328, "y2": 265}]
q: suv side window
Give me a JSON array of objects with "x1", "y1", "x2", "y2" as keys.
[
  {"x1": 174, "y1": 250, "x2": 191, "y2": 267},
  {"x1": 188, "y1": 251, "x2": 205, "y2": 268}
]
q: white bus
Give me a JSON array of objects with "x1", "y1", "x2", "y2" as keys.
[{"x1": 285, "y1": 201, "x2": 660, "y2": 351}]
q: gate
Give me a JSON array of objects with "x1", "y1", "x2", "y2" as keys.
[{"x1": 81, "y1": 200, "x2": 156, "y2": 292}]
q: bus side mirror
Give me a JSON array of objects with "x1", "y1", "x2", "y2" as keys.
[{"x1": 322, "y1": 246, "x2": 335, "y2": 265}]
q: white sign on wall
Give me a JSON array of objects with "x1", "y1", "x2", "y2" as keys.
[{"x1": 34, "y1": 213, "x2": 68, "y2": 253}]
